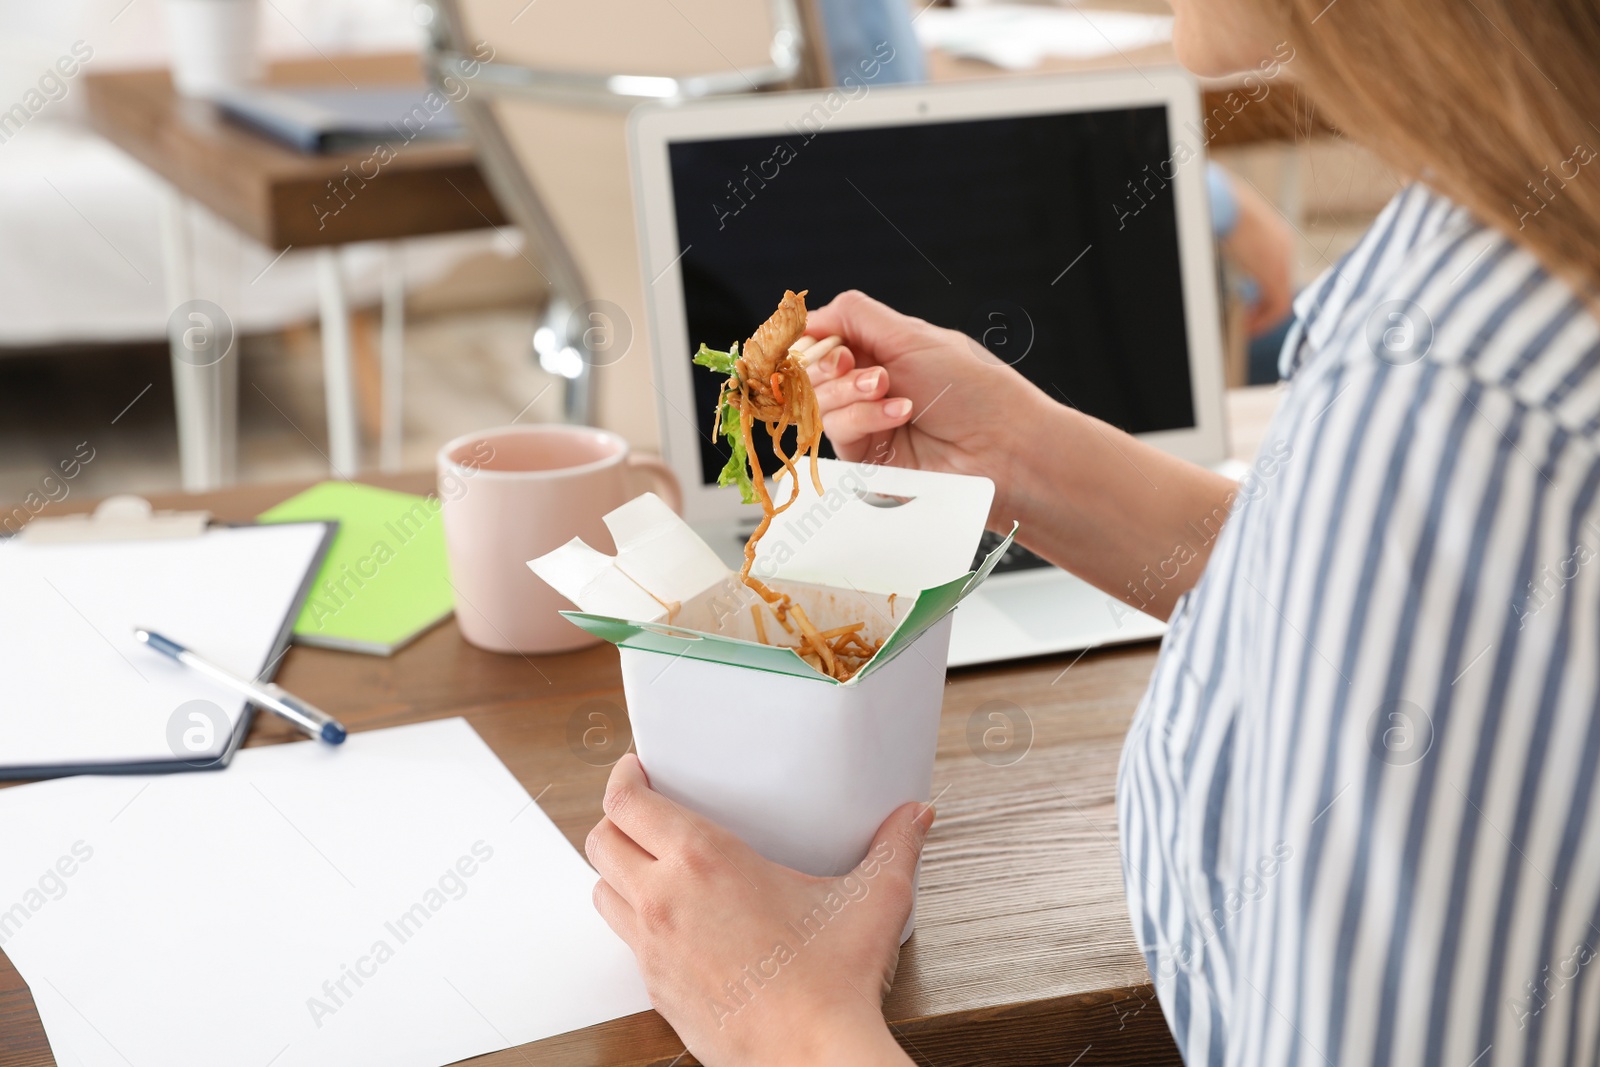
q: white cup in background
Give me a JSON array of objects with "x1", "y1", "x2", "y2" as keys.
[{"x1": 164, "y1": 0, "x2": 262, "y2": 99}]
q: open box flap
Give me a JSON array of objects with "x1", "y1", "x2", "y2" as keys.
[
  {"x1": 528, "y1": 493, "x2": 727, "y2": 621},
  {"x1": 529, "y1": 462, "x2": 995, "y2": 620},
  {"x1": 530, "y1": 538, "x2": 664, "y2": 623},
  {"x1": 556, "y1": 524, "x2": 1019, "y2": 685},
  {"x1": 751, "y1": 460, "x2": 994, "y2": 596}
]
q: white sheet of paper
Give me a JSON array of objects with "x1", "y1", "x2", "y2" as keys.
[
  {"x1": 0, "y1": 522, "x2": 329, "y2": 770},
  {"x1": 0, "y1": 719, "x2": 652, "y2": 1067}
]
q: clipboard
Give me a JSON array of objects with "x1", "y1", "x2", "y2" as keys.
[{"x1": 0, "y1": 497, "x2": 336, "y2": 780}]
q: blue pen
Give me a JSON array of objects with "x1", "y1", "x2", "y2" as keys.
[{"x1": 135, "y1": 628, "x2": 347, "y2": 745}]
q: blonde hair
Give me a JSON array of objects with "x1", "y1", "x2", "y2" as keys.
[{"x1": 1271, "y1": 0, "x2": 1600, "y2": 293}]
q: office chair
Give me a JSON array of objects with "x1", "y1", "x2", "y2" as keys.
[{"x1": 422, "y1": 0, "x2": 826, "y2": 447}]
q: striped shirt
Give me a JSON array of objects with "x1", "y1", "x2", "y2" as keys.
[{"x1": 1117, "y1": 182, "x2": 1600, "y2": 1067}]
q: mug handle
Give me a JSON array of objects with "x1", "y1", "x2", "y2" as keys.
[{"x1": 626, "y1": 453, "x2": 682, "y2": 513}]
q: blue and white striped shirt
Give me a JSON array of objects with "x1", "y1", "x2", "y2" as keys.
[{"x1": 1118, "y1": 183, "x2": 1600, "y2": 1067}]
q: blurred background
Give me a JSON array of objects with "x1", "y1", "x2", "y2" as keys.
[{"x1": 0, "y1": 0, "x2": 1402, "y2": 505}]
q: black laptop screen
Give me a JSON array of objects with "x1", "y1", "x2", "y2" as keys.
[{"x1": 665, "y1": 104, "x2": 1196, "y2": 489}]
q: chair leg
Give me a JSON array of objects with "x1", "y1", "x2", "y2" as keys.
[
  {"x1": 159, "y1": 190, "x2": 230, "y2": 491},
  {"x1": 217, "y1": 333, "x2": 238, "y2": 480},
  {"x1": 380, "y1": 242, "x2": 405, "y2": 473},
  {"x1": 315, "y1": 247, "x2": 360, "y2": 478}
]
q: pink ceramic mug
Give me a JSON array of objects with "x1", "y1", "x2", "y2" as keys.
[{"x1": 436, "y1": 425, "x2": 681, "y2": 654}]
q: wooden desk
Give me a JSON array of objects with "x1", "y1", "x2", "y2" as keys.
[
  {"x1": 0, "y1": 475, "x2": 1180, "y2": 1067},
  {"x1": 84, "y1": 54, "x2": 504, "y2": 252},
  {"x1": 83, "y1": 54, "x2": 509, "y2": 491}
]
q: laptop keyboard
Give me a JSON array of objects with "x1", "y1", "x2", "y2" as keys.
[{"x1": 974, "y1": 529, "x2": 1052, "y2": 574}]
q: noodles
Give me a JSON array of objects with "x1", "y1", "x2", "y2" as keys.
[
  {"x1": 816, "y1": 622, "x2": 866, "y2": 640},
  {"x1": 788, "y1": 604, "x2": 835, "y2": 677},
  {"x1": 692, "y1": 290, "x2": 885, "y2": 681},
  {"x1": 726, "y1": 290, "x2": 823, "y2": 602}
]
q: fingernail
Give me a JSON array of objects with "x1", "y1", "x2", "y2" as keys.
[
  {"x1": 823, "y1": 352, "x2": 840, "y2": 374},
  {"x1": 885, "y1": 398, "x2": 912, "y2": 418},
  {"x1": 856, "y1": 368, "x2": 881, "y2": 393}
]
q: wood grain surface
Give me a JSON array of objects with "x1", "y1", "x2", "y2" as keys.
[
  {"x1": 0, "y1": 474, "x2": 1178, "y2": 1066},
  {"x1": 83, "y1": 55, "x2": 506, "y2": 250}
]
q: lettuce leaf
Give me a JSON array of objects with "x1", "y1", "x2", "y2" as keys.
[
  {"x1": 693, "y1": 342, "x2": 739, "y2": 376},
  {"x1": 715, "y1": 397, "x2": 757, "y2": 504},
  {"x1": 693, "y1": 341, "x2": 758, "y2": 504}
]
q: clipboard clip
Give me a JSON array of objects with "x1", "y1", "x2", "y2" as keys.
[{"x1": 19, "y1": 495, "x2": 211, "y2": 544}]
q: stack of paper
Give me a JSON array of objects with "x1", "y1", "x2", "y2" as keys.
[{"x1": 0, "y1": 719, "x2": 651, "y2": 1067}]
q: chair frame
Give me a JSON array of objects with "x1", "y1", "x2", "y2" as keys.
[{"x1": 421, "y1": 0, "x2": 806, "y2": 424}]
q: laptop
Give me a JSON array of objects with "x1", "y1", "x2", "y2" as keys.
[{"x1": 629, "y1": 69, "x2": 1228, "y2": 667}]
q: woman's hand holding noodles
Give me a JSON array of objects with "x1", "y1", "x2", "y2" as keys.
[
  {"x1": 802, "y1": 289, "x2": 1237, "y2": 619},
  {"x1": 803, "y1": 290, "x2": 1048, "y2": 530}
]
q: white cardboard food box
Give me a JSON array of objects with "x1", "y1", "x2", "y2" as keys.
[{"x1": 528, "y1": 460, "x2": 1015, "y2": 936}]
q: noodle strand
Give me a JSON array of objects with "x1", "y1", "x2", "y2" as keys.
[{"x1": 710, "y1": 291, "x2": 870, "y2": 680}]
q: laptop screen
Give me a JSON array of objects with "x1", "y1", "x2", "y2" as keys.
[{"x1": 666, "y1": 104, "x2": 1196, "y2": 490}]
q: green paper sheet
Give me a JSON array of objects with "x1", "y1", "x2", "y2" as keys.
[{"x1": 258, "y1": 482, "x2": 454, "y2": 655}]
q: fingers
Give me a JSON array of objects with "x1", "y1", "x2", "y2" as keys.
[
  {"x1": 586, "y1": 816, "x2": 654, "y2": 907},
  {"x1": 805, "y1": 290, "x2": 919, "y2": 365},
  {"x1": 601, "y1": 753, "x2": 694, "y2": 859},
  {"x1": 592, "y1": 877, "x2": 637, "y2": 944},
  {"x1": 820, "y1": 396, "x2": 914, "y2": 450},
  {"x1": 805, "y1": 343, "x2": 856, "y2": 387},
  {"x1": 870, "y1": 801, "x2": 936, "y2": 873},
  {"x1": 841, "y1": 801, "x2": 935, "y2": 946},
  {"x1": 856, "y1": 800, "x2": 935, "y2": 909},
  {"x1": 805, "y1": 348, "x2": 912, "y2": 451},
  {"x1": 814, "y1": 365, "x2": 890, "y2": 411}
]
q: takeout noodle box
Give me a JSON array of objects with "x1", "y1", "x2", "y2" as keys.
[{"x1": 528, "y1": 460, "x2": 1016, "y2": 939}]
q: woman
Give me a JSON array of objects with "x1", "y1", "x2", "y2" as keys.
[{"x1": 583, "y1": 0, "x2": 1600, "y2": 1062}]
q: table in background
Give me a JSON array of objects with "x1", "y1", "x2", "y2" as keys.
[{"x1": 84, "y1": 54, "x2": 508, "y2": 491}]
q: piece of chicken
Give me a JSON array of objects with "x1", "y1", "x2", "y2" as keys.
[{"x1": 739, "y1": 289, "x2": 808, "y2": 384}]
